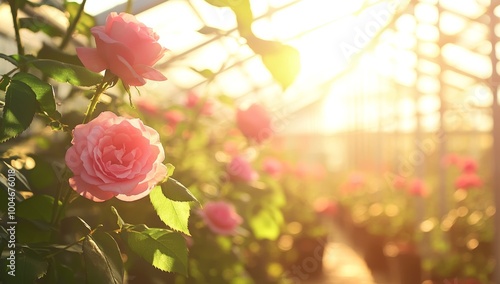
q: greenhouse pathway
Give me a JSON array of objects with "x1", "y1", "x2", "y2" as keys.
[{"x1": 302, "y1": 241, "x2": 376, "y2": 284}]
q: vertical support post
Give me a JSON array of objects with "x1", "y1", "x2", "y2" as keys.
[{"x1": 489, "y1": 1, "x2": 500, "y2": 283}]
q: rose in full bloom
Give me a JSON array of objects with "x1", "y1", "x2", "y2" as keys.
[
  {"x1": 65, "y1": 112, "x2": 167, "y2": 202},
  {"x1": 227, "y1": 155, "x2": 258, "y2": 182},
  {"x1": 236, "y1": 104, "x2": 272, "y2": 143},
  {"x1": 199, "y1": 201, "x2": 243, "y2": 235},
  {"x1": 76, "y1": 12, "x2": 167, "y2": 86}
]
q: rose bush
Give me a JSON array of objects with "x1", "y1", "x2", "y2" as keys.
[
  {"x1": 76, "y1": 12, "x2": 167, "y2": 86},
  {"x1": 65, "y1": 111, "x2": 167, "y2": 202}
]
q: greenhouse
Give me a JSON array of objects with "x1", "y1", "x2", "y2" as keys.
[{"x1": 0, "y1": 0, "x2": 499, "y2": 283}]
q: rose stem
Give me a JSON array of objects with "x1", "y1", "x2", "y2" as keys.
[
  {"x1": 59, "y1": 0, "x2": 87, "y2": 50},
  {"x1": 83, "y1": 80, "x2": 108, "y2": 124}
]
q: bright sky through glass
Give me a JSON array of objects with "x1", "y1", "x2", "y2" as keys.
[{"x1": 54, "y1": 0, "x2": 494, "y2": 134}]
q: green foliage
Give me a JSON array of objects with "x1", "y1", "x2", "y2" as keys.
[
  {"x1": 19, "y1": 17, "x2": 64, "y2": 37},
  {"x1": 0, "y1": 53, "x2": 20, "y2": 67},
  {"x1": 0, "y1": 250, "x2": 48, "y2": 283},
  {"x1": 204, "y1": 0, "x2": 301, "y2": 89},
  {"x1": 83, "y1": 232, "x2": 124, "y2": 284},
  {"x1": 122, "y1": 228, "x2": 188, "y2": 275},
  {"x1": 12, "y1": 72, "x2": 61, "y2": 119},
  {"x1": 248, "y1": 206, "x2": 283, "y2": 240},
  {"x1": 64, "y1": 1, "x2": 96, "y2": 38},
  {"x1": 0, "y1": 80, "x2": 37, "y2": 142},
  {"x1": 29, "y1": 59, "x2": 102, "y2": 86},
  {"x1": 150, "y1": 186, "x2": 191, "y2": 235},
  {"x1": 163, "y1": 178, "x2": 199, "y2": 203},
  {"x1": 17, "y1": 194, "x2": 61, "y2": 222}
]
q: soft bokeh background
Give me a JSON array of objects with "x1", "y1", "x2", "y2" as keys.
[{"x1": 1, "y1": 0, "x2": 499, "y2": 283}]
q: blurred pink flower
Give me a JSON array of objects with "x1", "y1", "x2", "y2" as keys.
[
  {"x1": 262, "y1": 157, "x2": 284, "y2": 179},
  {"x1": 65, "y1": 112, "x2": 167, "y2": 202},
  {"x1": 313, "y1": 198, "x2": 338, "y2": 216},
  {"x1": 199, "y1": 201, "x2": 243, "y2": 235},
  {"x1": 163, "y1": 110, "x2": 185, "y2": 127},
  {"x1": 392, "y1": 175, "x2": 407, "y2": 190},
  {"x1": 185, "y1": 92, "x2": 213, "y2": 115},
  {"x1": 408, "y1": 179, "x2": 427, "y2": 197},
  {"x1": 227, "y1": 155, "x2": 258, "y2": 182},
  {"x1": 442, "y1": 154, "x2": 462, "y2": 167},
  {"x1": 135, "y1": 100, "x2": 159, "y2": 116},
  {"x1": 223, "y1": 141, "x2": 240, "y2": 157},
  {"x1": 76, "y1": 12, "x2": 167, "y2": 86},
  {"x1": 236, "y1": 104, "x2": 272, "y2": 144},
  {"x1": 455, "y1": 173, "x2": 483, "y2": 189},
  {"x1": 459, "y1": 157, "x2": 478, "y2": 173}
]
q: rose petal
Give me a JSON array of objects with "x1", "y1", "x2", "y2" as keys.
[
  {"x1": 135, "y1": 65, "x2": 167, "y2": 81},
  {"x1": 76, "y1": 47, "x2": 108, "y2": 72},
  {"x1": 69, "y1": 176, "x2": 116, "y2": 202}
]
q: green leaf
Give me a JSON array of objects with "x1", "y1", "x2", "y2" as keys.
[
  {"x1": 205, "y1": 0, "x2": 253, "y2": 36},
  {"x1": 110, "y1": 206, "x2": 126, "y2": 230},
  {"x1": 1, "y1": 161, "x2": 32, "y2": 191},
  {"x1": 65, "y1": 1, "x2": 95, "y2": 37},
  {"x1": 217, "y1": 94, "x2": 234, "y2": 106},
  {"x1": 29, "y1": 59, "x2": 102, "y2": 86},
  {"x1": 0, "y1": 75, "x2": 10, "y2": 91},
  {"x1": 162, "y1": 178, "x2": 199, "y2": 203},
  {"x1": 0, "y1": 250, "x2": 47, "y2": 282},
  {"x1": 0, "y1": 250, "x2": 48, "y2": 283},
  {"x1": 12, "y1": 72, "x2": 61, "y2": 119},
  {"x1": 0, "y1": 173, "x2": 24, "y2": 202},
  {"x1": 123, "y1": 229, "x2": 187, "y2": 275},
  {"x1": 19, "y1": 17, "x2": 64, "y2": 37},
  {"x1": 83, "y1": 232, "x2": 124, "y2": 284},
  {"x1": 150, "y1": 186, "x2": 191, "y2": 235},
  {"x1": 0, "y1": 80, "x2": 37, "y2": 142},
  {"x1": 247, "y1": 37, "x2": 301, "y2": 89},
  {"x1": 37, "y1": 43, "x2": 83, "y2": 65},
  {"x1": 190, "y1": 67, "x2": 215, "y2": 79},
  {"x1": 17, "y1": 195, "x2": 60, "y2": 223},
  {"x1": 249, "y1": 207, "x2": 283, "y2": 240},
  {"x1": 0, "y1": 53, "x2": 19, "y2": 66}
]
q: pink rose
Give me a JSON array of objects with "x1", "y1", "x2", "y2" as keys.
[
  {"x1": 459, "y1": 158, "x2": 478, "y2": 173},
  {"x1": 185, "y1": 92, "x2": 213, "y2": 115},
  {"x1": 136, "y1": 100, "x2": 159, "y2": 116},
  {"x1": 392, "y1": 175, "x2": 407, "y2": 190},
  {"x1": 163, "y1": 110, "x2": 185, "y2": 127},
  {"x1": 199, "y1": 201, "x2": 243, "y2": 235},
  {"x1": 408, "y1": 179, "x2": 427, "y2": 197},
  {"x1": 262, "y1": 157, "x2": 284, "y2": 179},
  {"x1": 236, "y1": 104, "x2": 272, "y2": 143},
  {"x1": 455, "y1": 173, "x2": 483, "y2": 189},
  {"x1": 313, "y1": 198, "x2": 338, "y2": 216},
  {"x1": 227, "y1": 155, "x2": 258, "y2": 182},
  {"x1": 65, "y1": 112, "x2": 167, "y2": 202},
  {"x1": 76, "y1": 12, "x2": 167, "y2": 86}
]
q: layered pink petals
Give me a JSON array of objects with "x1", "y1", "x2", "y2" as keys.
[
  {"x1": 199, "y1": 201, "x2": 243, "y2": 235},
  {"x1": 65, "y1": 112, "x2": 167, "y2": 202},
  {"x1": 76, "y1": 12, "x2": 167, "y2": 86}
]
